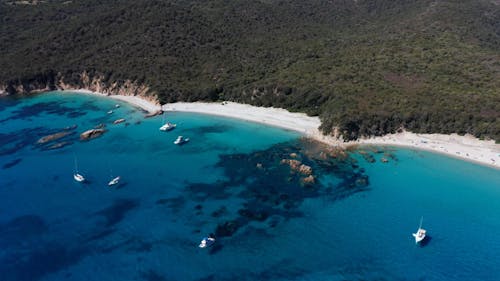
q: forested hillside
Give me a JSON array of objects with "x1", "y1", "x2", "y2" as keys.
[{"x1": 1, "y1": 0, "x2": 499, "y2": 141}]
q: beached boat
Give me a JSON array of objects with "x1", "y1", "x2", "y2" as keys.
[
  {"x1": 108, "y1": 176, "x2": 120, "y2": 186},
  {"x1": 174, "y1": 136, "x2": 189, "y2": 145},
  {"x1": 159, "y1": 122, "x2": 176, "y2": 131},
  {"x1": 412, "y1": 217, "x2": 427, "y2": 244},
  {"x1": 73, "y1": 157, "x2": 85, "y2": 182},
  {"x1": 199, "y1": 236, "x2": 216, "y2": 248}
]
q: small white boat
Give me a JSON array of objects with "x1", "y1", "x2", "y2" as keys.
[
  {"x1": 73, "y1": 173, "x2": 85, "y2": 182},
  {"x1": 115, "y1": 104, "x2": 120, "y2": 108},
  {"x1": 159, "y1": 122, "x2": 176, "y2": 131},
  {"x1": 174, "y1": 136, "x2": 189, "y2": 145},
  {"x1": 107, "y1": 110, "x2": 113, "y2": 114},
  {"x1": 198, "y1": 237, "x2": 216, "y2": 248},
  {"x1": 108, "y1": 176, "x2": 120, "y2": 186},
  {"x1": 73, "y1": 156, "x2": 85, "y2": 182},
  {"x1": 412, "y1": 217, "x2": 427, "y2": 244}
]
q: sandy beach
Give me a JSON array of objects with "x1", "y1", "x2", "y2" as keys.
[
  {"x1": 62, "y1": 90, "x2": 500, "y2": 169},
  {"x1": 162, "y1": 101, "x2": 500, "y2": 169},
  {"x1": 67, "y1": 89, "x2": 162, "y2": 113}
]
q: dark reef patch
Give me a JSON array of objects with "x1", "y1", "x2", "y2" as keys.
[
  {"x1": 2, "y1": 158, "x2": 22, "y2": 169},
  {"x1": 171, "y1": 139, "x2": 370, "y2": 242},
  {"x1": 189, "y1": 124, "x2": 232, "y2": 135},
  {"x1": 0, "y1": 215, "x2": 47, "y2": 248},
  {"x1": 0, "y1": 101, "x2": 87, "y2": 122},
  {"x1": 0, "y1": 242, "x2": 90, "y2": 281},
  {"x1": 140, "y1": 270, "x2": 169, "y2": 281},
  {"x1": 94, "y1": 199, "x2": 139, "y2": 227},
  {"x1": 0, "y1": 125, "x2": 80, "y2": 155}
]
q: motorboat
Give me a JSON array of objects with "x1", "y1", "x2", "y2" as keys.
[
  {"x1": 73, "y1": 173, "x2": 85, "y2": 182},
  {"x1": 159, "y1": 122, "x2": 176, "y2": 131},
  {"x1": 107, "y1": 110, "x2": 113, "y2": 114},
  {"x1": 108, "y1": 176, "x2": 120, "y2": 186},
  {"x1": 174, "y1": 136, "x2": 189, "y2": 145},
  {"x1": 199, "y1": 236, "x2": 216, "y2": 248},
  {"x1": 412, "y1": 217, "x2": 427, "y2": 244}
]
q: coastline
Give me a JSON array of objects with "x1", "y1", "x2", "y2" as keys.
[
  {"x1": 162, "y1": 101, "x2": 499, "y2": 169},
  {"x1": 59, "y1": 91, "x2": 500, "y2": 169},
  {"x1": 65, "y1": 89, "x2": 162, "y2": 113}
]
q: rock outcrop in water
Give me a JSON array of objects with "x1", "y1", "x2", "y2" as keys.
[
  {"x1": 280, "y1": 159, "x2": 313, "y2": 176},
  {"x1": 113, "y1": 118, "x2": 126, "y2": 124},
  {"x1": 80, "y1": 129, "x2": 106, "y2": 141},
  {"x1": 37, "y1": 131, "x2": 71, "y2": 144}
]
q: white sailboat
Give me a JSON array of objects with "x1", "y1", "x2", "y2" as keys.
[
  {"x1": 199, "y1": 236, "x2": 216, "y2": 248},
  {"x1": 73, "y1": 157, "x2": 85, "y2": 182},
  {"x1": 174, "y1": 135, "x2": 189, "y2": 145},
  {"x1": 108, "y1": 176, "x2": 120, "y2": 186},
  {"x1": 412, "y1": 216, "x2": 427, "y2": 244}
]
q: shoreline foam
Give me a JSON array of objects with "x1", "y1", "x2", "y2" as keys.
[{"x1": 60, "y1": 91, "x2": 500, "y2": 169}]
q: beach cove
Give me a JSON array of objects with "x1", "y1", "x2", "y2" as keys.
[
  {"x1": 1, "y1": 91, "x2": 500, "y2": 281},
  {"x1": 78, "y1": 89, "x2": 498, "y2": 169}
]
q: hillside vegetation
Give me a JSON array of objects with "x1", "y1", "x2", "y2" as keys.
[{"x1": 1, "y1": 0, "x2": 499, "y2": 141}]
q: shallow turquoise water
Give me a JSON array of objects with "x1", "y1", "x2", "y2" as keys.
[{"x1": 0, "y1": 92, "x2": 499, "y2": 281}]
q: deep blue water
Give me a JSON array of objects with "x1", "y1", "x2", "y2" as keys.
[{"x1": 1, "y1": 91, "x2": 499, "y2": 281}]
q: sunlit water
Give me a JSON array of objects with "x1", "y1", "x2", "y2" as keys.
[{"x1": 1, "y1": 92, "x2": 499, "y2": 281}]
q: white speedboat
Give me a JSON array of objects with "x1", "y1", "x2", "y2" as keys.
[
  {"x1": 159, "y1": 122, "x2": 176, "y2": 131},
  {"x1": 199, "y1": 237, "x2": 216, "y2": 248},
  {"x1": 174, "y1": 136, "x2": 189, "y2": 145},
  {"x1": 73, "y1": 173, "x2": 85, "y2": 182},
  {"x1": 412, "y1": 217, "x2": 427, "y2": 244},
  {"x1": 108, "y1": 176, "x2": 120, "y2": 186}
]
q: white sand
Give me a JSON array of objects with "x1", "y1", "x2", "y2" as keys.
[
  {"x1": 66, "y1": 89, "x2": 161, "y2": 113},
  {"x1": 163, "y1": 101, "x2": 500, "y2": 169},
  {"x1": 60, "y1": 90, "x2": 500, "y2": 169}
]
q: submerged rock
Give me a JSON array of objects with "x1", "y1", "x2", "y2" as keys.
[
  {"x1": 281, "y1": 159, "x2": 313, "y2": 175},
  {"x1": 215, "y1": 220, "x2": 239, "y2": 237},
  {"x1": 36, "y1": 131, "x2": 71, "y2": 144},
  {"x1": 94, "y1": 123, "x2": 105, "y2": 129},
  {"x1": 301, "y1": 175, "x2": 316, "y2": 186},
  {"x1": 80, "y1": 129, "x2": 106, "y2": 141},
  {"x1": 145, "y1": 110, "x2": 163, "y2": 118},
  {"x1": 280, "y1": 159, "x2": 301, "y2": 170},
  {"x1": 113, "y1": 118, "x2": 126, "y2": 124},
  {"x1": 298, "y1": 164, "x2": 312, "y2": 175},
  {"x1": 46, "y1": 141, "x2": 72, "y2": 150}
]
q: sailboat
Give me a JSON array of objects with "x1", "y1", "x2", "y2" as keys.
[
  {"x1": 199, "y1": 234, "x2": 216, "y2": 248},
  {"x1": 108, "y1": 176, "x2": 120, "y2": 186},
  {"x1": 174, "y1": 135, "x2": 189, "y2": 145},
  {"x1": 73, "y1": 157, "x2": 85, "y2": 182},
  {"x1": 412, "y1": 216, "x2": 427, "y2": 244}
]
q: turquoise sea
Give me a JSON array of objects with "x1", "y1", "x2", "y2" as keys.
[{"x1": 1, "y1": 91, "x2": 499, "y2": 281}]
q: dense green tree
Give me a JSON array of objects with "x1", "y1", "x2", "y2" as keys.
[{"x1": 0, "y1": 0, "x2": 499, "y2": 141}]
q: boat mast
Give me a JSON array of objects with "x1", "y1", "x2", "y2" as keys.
[
  {"x1": 419, "y1": 216, "x2": 423, "y2": 229},
  {"x1": 74, "y1": 155, "x2": 79, "y2": 173}
]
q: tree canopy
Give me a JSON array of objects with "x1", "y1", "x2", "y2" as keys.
[{"x1": 1, "y1": 0, "x2": 499, "y2": 141}]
